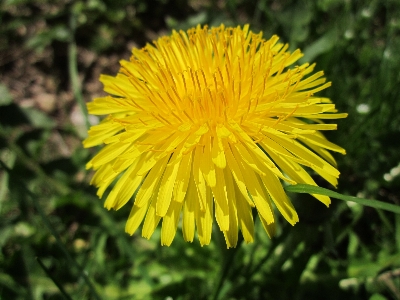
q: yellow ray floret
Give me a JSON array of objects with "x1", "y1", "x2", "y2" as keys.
[{"x1": 83, "y1": 24, "x2": 347, "y2": 248}]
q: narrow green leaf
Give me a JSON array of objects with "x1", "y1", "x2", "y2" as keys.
[
  {"x1": 36, "y1": 257, "x2": 73, "y2": 300},
  {"x1": 285, "y1": 184, "x2": 400, "y2": 214},
  {"x1": 0, "y1": 161, "x2": 101, "y2": 300}
]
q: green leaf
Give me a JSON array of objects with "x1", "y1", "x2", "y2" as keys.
[
  {"x1": 0, "y1": 84, "x2": 13, "y2": 106},
  {"x1": 285, "y1": 184, "x2": 400, "y2": 214},
  {"x1": 26, "y1": 25, "x2": 71, "y2": 52},
  {"x1": 301, "y1": 29, "x2": 338, "y2": 62},
  {"x1": 20, "y1": 107, "x2": 56, "y2": 129},
  {"x1": 0, "y1": 272, "x2": 26, "y2": 295},
  {"x1": 369, "y1": 294, "x2": 388, "y2": 300}
]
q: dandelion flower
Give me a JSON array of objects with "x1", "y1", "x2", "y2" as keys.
[{"x1": 83, "y1": 24, "x2": 347, "y2": 248}]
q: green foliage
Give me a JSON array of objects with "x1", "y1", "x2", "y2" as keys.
[{"x1": 1, "y1": 0, "x2": 400, "y2": 299}]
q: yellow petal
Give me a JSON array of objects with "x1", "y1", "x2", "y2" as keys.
[
  {"x1": 199, "y1": 135, "x2": 216, "y2": 187},
  {"x1": 258, "y1": 172, "x2": 299, "y2": 226},
  {"x1": 83, "y1": 121, "x2": 123, "y2": 147},
  {"x1": 233, "y1": 150, "x2": 274, "y2": 225},
  {"x1": 104, "y1": 158, "x2": 141, "y2": 210},
  {"x1": 87, "y1": 96, "x2": 135, "y2": 115},
  {"x1": 88, "y1": 142, "x2": 133, "y2": 169},
  {"x1": 142, "y1": 185, "x2": 162, "y2": 239},
  {"x1": 258, "y1": 211, "x2": 276, "y2": 238},
  {"x1": 173, "y1": 151, "x2": 193, "y2": 203},
  {"x1": 309, "y1": 113, "x2": 348, "y2": 119},
  {"x1": 192, "y1": 145, "x2": 206, "y2": 210},
  {"x1": 235, "y1": 184, "x2": 254, "y2": 243},
  {"x1": 156, "y1": 154, "x2": 182, "y2": 217},
  {"x1": 233, "y1": 143, "x2": 265, "y2": 176},
  {"x1": 196, "y1": 185, "x2": 213, "y2": 246},
  {"x1": 211, "y1": 167, "x2": 229, "y2": 231},
  {"x1": 135, "y1": 155, "x2": 169, "y2": 207},
  {"x1": 305, "y1": 143, "x2": 337, "y2": 167},
  {"x1": 298, "y1": 134, "x2": 346, "y2": 154},
  {"x1": 161, "y1": 200, "x2": 183, "y2": 246},
  {"x1": 103, "y1": 128, "x2": 147, "y2": 145},
  {"x1": 224, "y1": 141, "x2": 254, "y2": 206},
  {"x1": 216, "y1": 123, "x2": 232, "y2": 137},
  {"x1": 182, "y1": 175, "x2": 196, "y2": 242},
  {"x1": 155, "y1": 131, "x2": 191, "y2": 158},
  {"x1": 125, "y1": 202, "x2": 151, "y2": 235},
  {"x1": 211, "y1": 135, "x2": 226, "y2": 168},
  {"x1": 269, "y1": 134, "x2": 340, "y2": 178},
  {"x1": 100, "y1": 74, "x2": 140, "y2": 99},
  {"x1": 109, "y1": 158, "x2": 136, "y2": 177},
  {"x1": 114, "y1": 173, "x2": 144, "y2": 210},
  {"x1": 91, "y1": 163, "x2": 113, "y2": 186},
  {"x1": 136, "y1": 151, "x2": 167, "y2": 176},
  {"x1": 222, "y1": 169, "x2": 238, "y2": 248},
  {"x1": 266, "y1": 148, "x2": 331, "y2": 206}
]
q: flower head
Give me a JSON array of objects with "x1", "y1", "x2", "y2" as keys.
[{"x1": 84, "y1": 24, "x2": 347, "y2": 248}]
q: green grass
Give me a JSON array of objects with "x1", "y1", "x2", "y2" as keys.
[{"x1": 1, "y1": 0, "x2": 399, "y2": 299}]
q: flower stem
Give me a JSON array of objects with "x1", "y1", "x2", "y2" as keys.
[{"x1": 212, "y1": 235, "x2": 243, "y2": 300}]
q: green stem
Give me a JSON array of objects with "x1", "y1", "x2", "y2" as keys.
[
  {"x1": 212, "y1": 236, "x2": 243, "y2": 300},
  {"x1": 285, "y1": 184, "x2": 400, "y2": 214}
]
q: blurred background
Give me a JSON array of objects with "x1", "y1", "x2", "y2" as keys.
[{"x1": 1, "y1": 0, "x2": 400, "y2": 299}]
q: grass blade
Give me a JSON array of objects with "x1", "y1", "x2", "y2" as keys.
[
  {"x1": 36, "y1": 257, "x2": 73, "y2": 300},
  {"x1": 285, "y1": 184, "x2": 400, "y2": 214}
]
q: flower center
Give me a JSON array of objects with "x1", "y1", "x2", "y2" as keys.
[{"x1": 119, "y1": 25, "x2": 303, "y2": 139}]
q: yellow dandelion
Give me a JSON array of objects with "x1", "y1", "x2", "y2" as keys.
[{"x1": 83, "y1": 24, "x2": 347, "y2": 248}]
